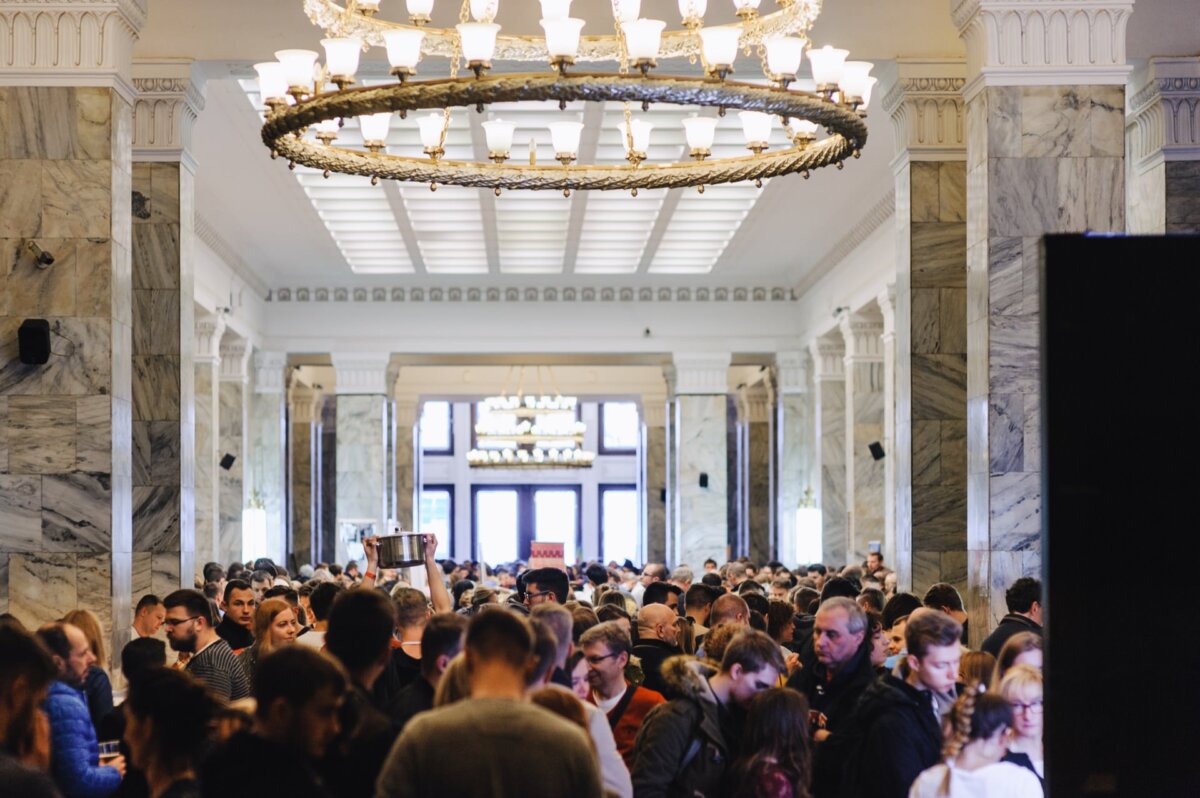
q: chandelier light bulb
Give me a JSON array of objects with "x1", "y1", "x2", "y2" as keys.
[
  {"x1": 622, "y1": 19, "x2": 666, "y2": 64},
  {"x1": 698, "y1": 27, "x2": 740, "y2": 75},
  {"x1": 549, "y1": 121, "x2": 584, "y2": 160},
  {"x1": 274, "y1": 49, "x2": 319, "y2": 94},
  {"x1": 253, "y1": 62, "x2": 288, "y2": 105},
  {"x1": 417, "y1": 112, "x2": 446, "y2": 151},
  {"x1": 859, "y1": 77, "x2": 879, "y2": 110},
  {"x1": 357, "y1": 112, "x2": 393, "y2": 149},
  {"x1": 321, "y1": 38, "x2": 363, "y2": 85},
  {"x1": 681, "y1": 115, "x2": 717, "y2": 155},
  {"x1": 383, "y1": 29, "x2": 425, "y2": 72},
  {"x1": 469, "y1": 0, "x2": 499, "y2": 22},
  {"x1": 677, "y1": 0, "x2": 708, "y2": 24},
  {"x1": 539, "y1": 0, "x2": 572, "y2": 20},
  {"x1": 612, "y1": 0, "x2": 642, "y2": 24},
  {"x1": 541, "y1": 17, "x2": 585, "y2": 60},
  {"x1": 406, "y1": 0, "x2": 435, "y2": 22},
  {"x1": 764, "y1": 36, "x2": 804, "y2": 82},
  {"x1": 807, "y1": 45, "x2": 849, "y2": 93},
  {"x1": 738, "y1": 110, "x2": 773, "y2": 151},
  {"x1": 621, "y1": 118, "x2": 653, "y2": 154},
  {"x1": 457, "y1": 22, "x2": 501, "y2": 66},
  {"x1": 482, "y1": 118, "x2": 515, "y2": 157}
]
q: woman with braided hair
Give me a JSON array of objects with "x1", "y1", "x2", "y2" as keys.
[{"x1": 907, "y1": 684, "x2": 1043, "y2": 797}]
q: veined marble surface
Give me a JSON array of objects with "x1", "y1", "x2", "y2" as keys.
[
  {"x1": 816, "y1": 379, "x2": 847, "y2": 568},
  {"x1": 674, "y1": 395, "x2": 729, "y2": 569},
  {"x1": 776, "y1": 392, "x2": 814, "y2": 570},
  {"x1": 194, "y1": 362, "x2": 219, "y2": 570},
  {"x1": 335, "y1": 395, "x2": 388, "y2": 526},
  {"x1": 847, "y1": 361, "x2": 885, "y2": 565},
  {"x1": 217, "y1": 381, "x2": 245, "y2": 564},
  {"x1": 747, "y1": 421, "x2": 772, "y2": 566},
  {"x1": 249, "y1": 390, "x2": 286, "y2": 563},
  {"x1": 395, "y1": 420, "x2": 414, "y2": 529},
  {"x1": 645, "y1": 425, "x2": 667, "y2": 565},
  {"x1": 290, "y1": 421, "x2": 314, "y2": 566}
]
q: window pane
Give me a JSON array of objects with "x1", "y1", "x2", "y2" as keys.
[
  {"x1": 534, "y1": 490, "x2": 578, "y2": 565},
  {"x1": 420, "y1": 402, "x2": 451, "y2": 452},
  {"x1": 602, "y1": 402, "x2": 640, "y2": 451},
  {"x1": 602, "y1": 489, "x2": 639, "y2": 564},
  {"x1": 419, "y1": 489, "x2": 452, "y2": 559},
  {"x1": 476, "y1": 490, "x2": 519, "y2": 565}
]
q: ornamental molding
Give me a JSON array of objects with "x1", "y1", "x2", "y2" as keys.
[
  {"x1": 775, "y1": 350, "x2": 810, "y2": 395},
  {"x1": 737, "y1": 382, "x2": 774, "y2": 424},
  {"x1": 809, "y1": 336, "x2": 845, "y2": 381},
  {"x1": 271, "y1": 284, "x2": 797, "y2": 304},
  {"x1": 131, "y1": 59, "x2": 205, "y2": 164},
  {"x1": 289, "y1": 386, "x2": 322, "y2": 424},
  {"x1": 331, "y1": 353, "x2": 391, "y2": 395},
  {"x1": 641, "y1": 395, "x2": 669, "y2": 428},
  {"x1": 1128, "y1": 57, "x2": 1200, "y2": 174},
  {"x1": 0, "y1": 1, "x2": 146, "y2": 101},
  {"x1": 252, "y1": 351, "x2": 288, "y2": 395},
  {"x1": 194, "y1": 312, "x2": 226, "y2": 364},
  {"x1": 671, "y1": 352, "x2": 731, "y2": 396},
  {"x1": 876, "y1": 284, "x2": 897, "y2": 340},
  {"x1": 796, "y1": 190, "x2": 896, "y2": 297},
  {"x1": 218, "y1": 338, "x2": 251, "y2": 383},
  {"x1": 953, "y1": 0, "x2": 1134, "y2": 100},
  {"x1": 839, "y1": 311, "x2": 885, "y2": 362},
  {"x1": 882, "y1": 59, "x2": 968, "y2": 162}
]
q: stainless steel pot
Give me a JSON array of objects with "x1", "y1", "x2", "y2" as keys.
[{"x1": 377, "y1": 533, "x2": 425, "y2": 568}]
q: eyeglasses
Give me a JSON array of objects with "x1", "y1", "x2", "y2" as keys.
[
  {"x1": 525, "y1": 590, "x2": 554, "y2": 602},
  {"x1": 1010, "y1": 699, "x2": 1044, "y2": 714},
  {"x1": 585, "y1": 652, "x2": 621, "y2": 666},
  {"x1": 163, "y1": 615, "x2": 201, "y2": 628}
]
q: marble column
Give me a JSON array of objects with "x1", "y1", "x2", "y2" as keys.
[
  {"x1": 668, "y1": 354, "x2": 730, "y2": 569},
  {"x1": 393, "y1": 395, "x2": 417, "y2": 530},
  {"x1": 810, "y1": 335, "x2": 846, "y2": 568},
  {"x1": 249, "y1": 351, "x2": 286, "y2": 564},
  {"x1": 288, "y1": 386, "x2": 319, "y2": 568},
  {"x1": 193, "y1": 312, "x2": 224, "y2": 575},
  {"x1": 737, "y1": 381, "x2": 774, "y2": 565},
  {"x1": 876, "y1": 287, "x2": 898, "y2": 572},
  {"x1": 775, "y1": 351, "x2": 815, "y2": 568},
  {"x1": 130, "y1": 61, "x2": 204, "y2": 598},
  {"x1": 643, "y1": 395, "x2": 668, "y2": 565},
  {"x1": 840, "y1": 309, "x2": 886, "y2": 567},
  {"x1": 957, "y1": 0, "x2": 1131, "y2": 641},
  {"x1": 217, "y1": 334, "x2": 249, "y2": 565},
  {"x1": 332, "y1": 355, "x2": 390, "y2": 556},
  {"x1": 0, "y1": 0, "x2": 144, "y2": 656},
  {"x1": 1127, "y1": 57, "x2": 1200, "y2": 234},
  {"x1": 882, "y1": 59, "x2": 969, "y2": 594}
]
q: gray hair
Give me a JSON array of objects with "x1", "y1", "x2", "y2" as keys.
[
  {"x1": 670, "y1": 566, "x2": 694, "y2": 585},
  {"x1": 579, "y1": 620, "x2": 633, "y2": 657},
  {"x1": 817, "y1": 596, "x2": 868, "y2": 635}
]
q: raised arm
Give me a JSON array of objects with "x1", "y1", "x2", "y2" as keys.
[
  {"x1": 359, "y1": 535, "x2": 380, "y2": 591},
  {"x1": 424, "y1": 534, "x2": 453, "y2": 613}
]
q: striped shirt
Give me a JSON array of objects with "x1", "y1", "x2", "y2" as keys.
[{"x1": 185, "y1": 638, "x2": 251, "y2": 701}]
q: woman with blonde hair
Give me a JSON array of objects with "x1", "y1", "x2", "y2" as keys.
[
  {"x1": 236, "y1": 597, "x2": 298, "y2": 680},
  {"x1": 62, "y1": 608, "x2": 113, "y2": 729},
  {"x1": 997, "y1": 664, "x2": 1044, "y2": 788},
  {"x1": 908, "y1": 685, "x2": 1043, "y2": 797}
]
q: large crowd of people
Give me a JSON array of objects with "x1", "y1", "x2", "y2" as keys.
[{"x1": 0, "y1": 536, "x2": 1045, "y2": 797}]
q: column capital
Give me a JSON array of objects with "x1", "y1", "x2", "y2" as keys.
[
  {"x1": 839, "y1": 311, "x2": 885, "y2": 362},
  {"x1": 1129, "y1": 57, "x2": 1200, "y2": 174},
  {"x1": 876, "y1": 285, "x2": 897, "y2": 341},
  {"x1": 252, "y1": 351, "x2": 287, "y2": 395},
  {"x1": 775, "y1": 350, "x2": 810, "y2": 395},
  {"x1": 954, "y1": 0, "x2": 1134, "y2": 100},
  {"x1": 218, "y1": 337, "x2": 250, "y2": 383},
  {"x1": 195, "y1": 312, "x2": 226, "y2": 365},
  {"x1": 131, "y1": 59, "x2": 206, "y2": 168},
  {"x1": 642, "y1": 394, "x2": 668, "y2": 428},
  {"x1": 809, "y1": 336, "x2": 845, "y2": 381},
  {"x1": 0, "y1": 0, "x2": 146, "y2": 101},
  {"x1": 395, "y1": 396, "x2": 420, "y2": 427},
  {"x1": 669, "y1": 352, "x2": 730, "y2": 396},
  {"x1": 332, "y1": 353, "x2": 392, "y2": 395},
  {"x1": 881, "y1": 58, "x2": 967, "y2": 164},
  {"x1": 736, "y1": 382, "x2": 773, "y2": 424},
  {"x1": 289, "y1": 386, "x2": 322, "y2": 424}
]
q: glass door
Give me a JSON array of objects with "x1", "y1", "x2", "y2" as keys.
[
  {"x1": 472, "y1": 485, "x2": 581, "y2": 566},
  {"x1": 533, "y1": 488, "x2": 580, "y2": 565},
  {"x1": 473, "y1": 488, "x2": 520, "y2": 565}
]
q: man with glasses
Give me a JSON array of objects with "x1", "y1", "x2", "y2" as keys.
[
  {"x1": 630, "y1": 629, "x2": 784, "y2": 798},
  {"x1": 522, "y1": 567, "x2": 570, "y2": 608},
  {"x1": 162, "y1": 589, "x2": 250, "y2": 701},
  {"x1": 580, "y1": 622, "x2": 665, "y2": 767}
]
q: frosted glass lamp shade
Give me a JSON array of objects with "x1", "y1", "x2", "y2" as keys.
[
  {"x1": 417, "y1": 113, "x2": 446, "y2": 150},
  {"x1": 469, "y1": 0, "x2": 498, "y2": 21},
  {"x1": 839, "y1": 60, "x2": 874, "y2": 102},
  {"x1": 407, "y1": 0, "x2": 435, "y2": 18},
  {"x1": 613, "y1": 0, "x2": 641, "y2": 23},
  {"x1": 764, "y1": 36, "x2": 804, "y2": 79},
  {"x1": 540, "y1": 0, "x2": 572, "y2": 20},
  {"x1": 314, "y1": 118, "x2": 340, "y2": 141},
  {"x1": 274, "y1": 49, "x2": 319, "y2": 92},
  {"x1": 253, "y1": 62, "x2": 288, "y2": 104},
  {"x1": 738, "y1": 110, "x2": 772, "y2": 147},
  {"x1": 807, "y1": 45, "x2": 849, "y2": 89},
  {"x1": 622, "y1": 19, "x2": 666, "y2": 62},
  {"x1": 358, "y1": 112, "x2": 393, "y2": 145},
  {"x1": 698, "y1": 27, "x2": 740, "y2": 70},
  {"x1": 457, "y1": 23, "x2": 501, "y2": 63},
  {"x1": 383, "y1": 29, "x2": 425, "y2": 70},
  {"x1": 482, "y1": 119, "x2": 515, "y2": 155},
  {"x1": 677, "y1": 0, "x2": 707, "y2": 22},
  {"x1": 621, "y1": 119, "x2": 653, "y2": 154},
  {"x1": 541, "y1": 18, "x2": 585, "y2": 58},
  {"x1": 859, "y1": 77, "x2": 879, "y2": 109},
  {"x1": 321, "y1": 38, "x2": 362, "y2": 81},
  {"x1": 549, "y1": 121, "x2": 584, "y2": 157},
  {"x1": 786, "y1": 117, "x2": 818, "y2": 141},
  {"x1": 681, "y1": 115, "x2": 717, "y2": 152}
]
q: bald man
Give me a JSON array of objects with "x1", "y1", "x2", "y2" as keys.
[{"x1": 632, "y1": 603, "x2": 683, "y2": 696}]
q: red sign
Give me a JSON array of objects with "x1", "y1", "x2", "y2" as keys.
[{"x1": 529, "y1": 542, "x2": 566, "y2": 573}]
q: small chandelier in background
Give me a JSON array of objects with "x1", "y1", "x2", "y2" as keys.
[
  {"x1": 468, "y1": 367, "x2": 596, "y2": 468},
  {"x1": 256, "y1": 0, "x2": 873, "y2": 196}
]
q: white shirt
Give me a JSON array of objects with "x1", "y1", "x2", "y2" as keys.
[
  {"x1": 908, "y1": 760, "x2": 1043, "y2": 798},
  {"x1": 297, "y1": 629, "x2": 326, "y2": 649},
  {"x1": 545, "y1": 684, "x2": 631, "y2": 798},
  {"x1": 592, "y1": 685, "x2": 627, "y2": 714}
]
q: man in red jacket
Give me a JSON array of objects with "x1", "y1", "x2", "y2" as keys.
[{"x1": 580, "y1": 621, "x2": 665, "y2": 767}]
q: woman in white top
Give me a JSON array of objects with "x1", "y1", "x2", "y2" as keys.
[
  {"x1": 997, "y1": 665, "x2": 1044, "y2": 787},
  {"x1": 908, "y1": 684, "x2": 1043, "y2": 798}
]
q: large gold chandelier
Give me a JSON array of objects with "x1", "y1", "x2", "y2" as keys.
[
  {"x1": 467, "y1": 368, "x2": 596, "y2": 468},
  {"x1": 257, "y1": 0, "x2": 873, "y2": 195}
]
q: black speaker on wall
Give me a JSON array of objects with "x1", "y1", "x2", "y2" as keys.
[
  {"x1": 18, "y1": 319, "x2": 51, "y2": 365},
  {"x1": 219, "y1": 454, "x2": 236, "y2": 470},
  {"x1": 868, "y1": 441, "x2": 885, "y2": 461},
  {"x1": 699, "y1": 473, "x2": 709, "y2": 488}
]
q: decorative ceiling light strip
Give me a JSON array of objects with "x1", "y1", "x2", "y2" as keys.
[{"x1": 258, "y1": 0, "x2": 874, "y2": 196}]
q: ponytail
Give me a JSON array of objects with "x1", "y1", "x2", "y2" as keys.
[{"x1": 937, "y1": 684, "x2": 1014, "y2": 796}]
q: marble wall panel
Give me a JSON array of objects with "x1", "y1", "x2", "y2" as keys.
[
  {"x1": 776, "y1": 392, "x2": 813, "y2": 569},
  {"x1": 194, "y1": 361, "x2": 219, "y2": 571},
  {"x1": 395, "y1": 421, "x2": 414, "y2": 529},
  {"x1": 8, "y1": 553, "x2": 78, "y2": 629},
  {"x1": 335, "y1": 395, "x2": 387, "y2": 525},
  {"x1": 249, "y1": 389, "x2": 286, "y2": 563},
  {"x1": 847, "y1": 361, "x2": 884, "y2": 564},
  {"x1": 747, "y1": 421, "x2": 772, "y2": 566},
  {"x1": 0, "y1": 475, "x2": 41, "y2": 550},
  {"x1": 675, "y1": 395, "x2": 729, "y2": 568},
  {"x1": 1166, "y1": 161, "x2": 1200, "y2": 233},
  {"x1": 131, "y1": 551, "x2": 152, "y2": 599},
  {"x1": 218, "y1": 381, "x2": 246, "y2": 564},
  {"x1": 816, "y1": 379, "x2": 846, "y2": 568},
  {"x1": 645, "y1": 424, "x2": 667, "y2": 565},
  {"x1": 290, "y1": 420, "x2": 314, "y2": 567}
]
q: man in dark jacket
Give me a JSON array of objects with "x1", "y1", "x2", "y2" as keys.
[
  {"x1": 786, "y1": 597, "x2": 878, "y2": 798},
  {"x1": 215, "y1": 579, "x2": 255, "y2": 650},
  {"x1": 632, "y1": 603, "x2": 683, "y2": 696},
  {"x1": 630, "y1": 629, "x2": 784, "y2": 798},
  {"x1": 839, "y1": 609, "x2": 963, "y2": 798},
  {"x1": 980, "y1": 577, "x2": 1042, "y2": 657}
]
